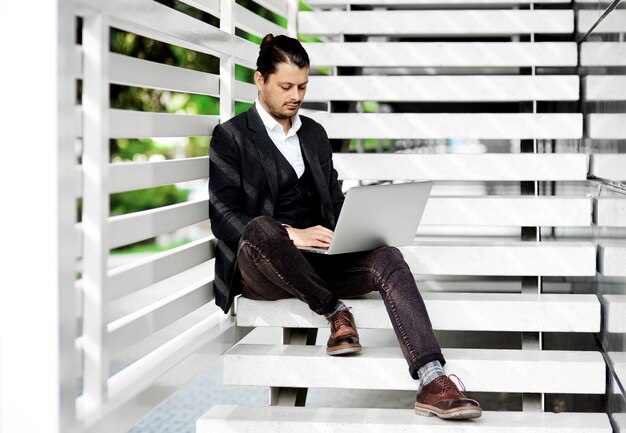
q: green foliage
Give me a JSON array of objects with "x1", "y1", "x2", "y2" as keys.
[{"x1": 110, "y1": 185, "x2": 190, "y2": 216}]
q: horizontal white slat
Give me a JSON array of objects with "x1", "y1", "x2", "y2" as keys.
[
  {"x1": 73, "y1": 165, "x2": 82, "y2": 198},
  {"x1": 588, "y1": 114, "x2": 626, "y2": 139},
  {"x1": 75, "y1": 45, "x2": 82, "y2": 78},
  {"x1": 305, "y1": 42, "x2": 577, "y2": 68},
  {"x1": 306, "y1": 0, "x2": 571, "y2": 6},
  {"x1": 237, "y1": 292, "x2": 600, "y2": 332},
  {"x1": 109, "y1": 53, "x2": 219, "y2": 96},
  {"x1": 199, "y1": 406, "x2": 611, "y2": 433},
  {"x1": 109, "y1": 157, "x2": 210, "y2": 193},
  {"x1": 107, "y1": 236, "x2": 216, "y2": 301},
  {"x1": 107, "y1": 278, "x2": 214, "y2": 354},
  {"x1": 234, "y1": 80, "x2": 257, "y2": 102},
  {"x1": 333, "y1": 154, "x2": 589, "y2": 181},
  {"x1": 235, "y1": 36, "x2": 260, "y2": 69},
  {"x1": 256, "y1": 0, "x2": 288, "y2": 16},
  {"x1": 106, "y1": 0, "x2": 231, "y2": 57},
  {"x1": 589, "y1": 154, "x2": 626, "y2": 180},
  {"x1": 595, "y1": 197, "x2": 626, "y2": 227},
  {"x1": 578, "y1": 10, "x2": 626, "y2": 33},
  {"x1": 235, "y1": 3, "x2": 286, "y2": 37},
  {"x1": 308, "y1": 113, "x2": 582, "y2": 139},
  {"x1": 422, "y1": 196, "x2": 591, "y2": 226},
  {"x1": 581, "y1": 43, "x2": 626, "y2": 66},
  {"x1": 298, "y1": 10, "x2": 573, "y2": 36},
  {"x1": 108, "y1": 199, "x2": 209, "y2": 249},
  {"x1": 109, "y1": 109, "x2": 219, "y2": 138},
  {"x1": 400, "y1": 242, "x2": 596, "y2": 276},
  {"x1": 598, "y1": 243, "x2": 626, "y2": 276},
  {"x1": 601, "y1": 295, "x2": 626, "y2": 333},
  {"x1": 75, "y1": 106, "x2": 82, "y2": 138},
  {"x1": 183, "y1": 0, "x2": 219, "y2": 16},
  {"x1": 79, "y1": 0, "x2": 258, "y2": 68},
  {"x1": 104, "y1": 312, "x2": 251, "y2": 409},
  {"x1": 192, "y1": 0, "x2": 287, "y2": 17},
  {"x1": 306, "y1": 75, "x2": 579, "y2": 102},
  {"x1": 224, "y1": 344, "x2": 605, "y2": 393},
  {"x1": 584, "y1": 76, "x2": 626, "y2": 101}
]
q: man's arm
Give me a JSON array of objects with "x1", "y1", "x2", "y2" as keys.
[{"x1": 208, "y1": 123, "x2": 252, "y2": 244}]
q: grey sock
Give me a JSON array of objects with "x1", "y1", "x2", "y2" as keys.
[
  {"x1": 323, "y1": 300, "x2": 348, "y2": 320},
  {"x1": 417, "y1": 360, "x2": 445, "y2": 386}
]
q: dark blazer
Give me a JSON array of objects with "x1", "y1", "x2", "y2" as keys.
[{"x1": 209, "y1": 105, "x2": 345, "y2": 313}]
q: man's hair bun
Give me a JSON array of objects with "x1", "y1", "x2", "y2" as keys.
[
  {"x1": 260, "y1": 34, "x2": 274, "y2": 50},
  {"x1": 256, "y1": 33, "x2": 309, "y2": 80}
]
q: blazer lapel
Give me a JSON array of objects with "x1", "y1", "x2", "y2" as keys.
[
  {"x1": 298, "y1": 124, "x2": 335, "y2": 223},
  {"x1": 247, "y1": 106, "x2": 278, "y2": 205}
]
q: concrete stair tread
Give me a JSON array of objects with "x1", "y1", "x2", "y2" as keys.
[
  {"x1": 224, "y1": 345, "x2": 605, "y2": 394},
  {"x1": 601, "y1": 295, "x2": 626, "y2": 333},
  {"x1": 598, "y1": 243, "x2": 626, "y2": 277},
  {"x1": 198, "y1": 405, "x2": 612, "y2": 432},
  {"x1": 236, "y1": 293, "x2": 600, "y2": 332}
]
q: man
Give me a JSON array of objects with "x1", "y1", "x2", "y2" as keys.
[{"x1": 208, "y1": 33, "x2": 482, "y2": 420}]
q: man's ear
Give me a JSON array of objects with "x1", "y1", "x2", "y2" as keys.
[{"x1": 253, "y1": 71, "x2": 264, "y2": 91}]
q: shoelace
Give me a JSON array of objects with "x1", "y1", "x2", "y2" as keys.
[
  {"x1": 330, "y1": 307, "x2": 353, "y2": 330},
  {"x1": 448, "y1": 374, "x2": 467, "y2": 392},
  {"x1": 433, "y1": 374, "x2": 466, "y2": 394}
]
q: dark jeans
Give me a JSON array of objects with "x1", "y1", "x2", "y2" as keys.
[{"x1": 236, "y1": 215, "x2": 445, "y2": 379}]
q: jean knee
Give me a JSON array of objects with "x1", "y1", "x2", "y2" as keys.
[
  {"x1": 370, "y1": 246, "x2": 410, "y2": 280},
  {"x1": 241, "y1": 215, "x2": 285, "y2": 248}
]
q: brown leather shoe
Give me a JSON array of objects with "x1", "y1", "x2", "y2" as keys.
[
  {"x1": 415, "y1": 374, "x2": 482, "y2": 420},
  {"x1": 326, "y1": 308, "x2": 362, "y2": 356}
]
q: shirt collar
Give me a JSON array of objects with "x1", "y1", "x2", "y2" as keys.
[{"x1": 255, "y1": 98, "x2": 301, "y2": 137}]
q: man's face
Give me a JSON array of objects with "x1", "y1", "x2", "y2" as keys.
[{"x1": 254, "y1": 62, "x2": 309, "y2": 121}]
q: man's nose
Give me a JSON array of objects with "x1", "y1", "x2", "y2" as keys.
[{"x1": 289, "y1": 86, "x2": 300, "y2": 101}]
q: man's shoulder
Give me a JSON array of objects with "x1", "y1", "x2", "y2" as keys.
[{"x1": 218, "y1": 110, "x2": 249, "y2": 135}]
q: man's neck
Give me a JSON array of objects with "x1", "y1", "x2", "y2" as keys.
[{"x1": 258, "y1": 99, "x2": 291, "y2": 134}]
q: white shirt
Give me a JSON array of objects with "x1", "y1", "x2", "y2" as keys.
[{"x1": 255, "y1": 98, "x2": 305, "y2": 178}]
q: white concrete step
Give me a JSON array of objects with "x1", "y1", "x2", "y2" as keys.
[
  {"x1": 581, "y1": 43, "x2": 626, "y2": 67},
  {"x1": 305, "y1": 0, "x2": 571, "y2": 7},
  {"x1": 334, "y1": 154, "x2": 589, "y2": 181},
  {"x1": 305, "y1": 42, "x2": 577, "y2": 68},
  {"x1": 298, "y1": 10, "x2": 573, "y2": 36},
  {"x1": 613, "y1": 413, "x2": 626, "y2": 433},
  {"x1": 224, "y1": 345, "x2": 605, "y2": 394},
  {"x1": 598, "y1": 243, "x2": 626, "y2": 277},
  {"x1": 609, "y1": 352, "x2": 626, "y2": 390},
  {"x1": 236, "y1": 292, "x2": 600, "y2": 332},
  {"x1": 589, "y1": 154, "x2": 626, "y2": 181},
  {"x1": 422, "y1": 196, "x2": 591, "y2": 227},
  {"x1": 400, "y1": 242, "x2": 595, "y2": 277},
  {"x1": 306, "y1": 76, "x2": 579, "y2": 102},
  {"x1": 198, "y1": 405, "x2": 612, "y2": 433},
  {"x1": 309, "y1": 112, "x2": 581, "y2": 140},
  {"x1": 595, "y1": 197, "x2": 626, "y2": 227},
  {"x1": 601, "y1": 295, "x2": 626, "y2": 333}
]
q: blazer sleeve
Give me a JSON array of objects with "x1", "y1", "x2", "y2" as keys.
[
  {"x1": 321, "y1": 125, "x2": 345, "y2": 219},
  {"x1": 209, "y1": 123, "x2": 253, "y2": 244}
]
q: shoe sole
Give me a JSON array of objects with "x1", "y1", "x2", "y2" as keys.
[
  {"x1": 326, "y1": 344, "x2": 362, "y2": 356},
  {"x1": 415, "y1": 403, "x2": 482, "y2": 420}
]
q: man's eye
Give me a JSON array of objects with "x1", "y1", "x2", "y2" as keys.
[
  {"x1": 281, "y1": 86, "x2": 290, "y2": 90},
  {"x1": 299, "y1": 85, "x2": 307, "y2": 90}
]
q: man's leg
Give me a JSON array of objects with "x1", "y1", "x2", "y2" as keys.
[
  {"x1": 310, "y1": 246, "x2": 482, "y2": 420},
  {"x1": 237, "y1": 216, "x2": 361, "y2": 354}
]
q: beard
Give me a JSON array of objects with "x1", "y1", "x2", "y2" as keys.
[{"x1": 262, "y1": 96, "x2": 300, "y2": 120}]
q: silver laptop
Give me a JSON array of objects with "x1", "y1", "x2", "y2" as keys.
[{"x1": 298, "y1": 181, "x2": 432, "y2": 255}]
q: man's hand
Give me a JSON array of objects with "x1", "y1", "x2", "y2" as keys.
[{"x1": 285, "y1": 225, "x2": 334, "y2": 248}]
